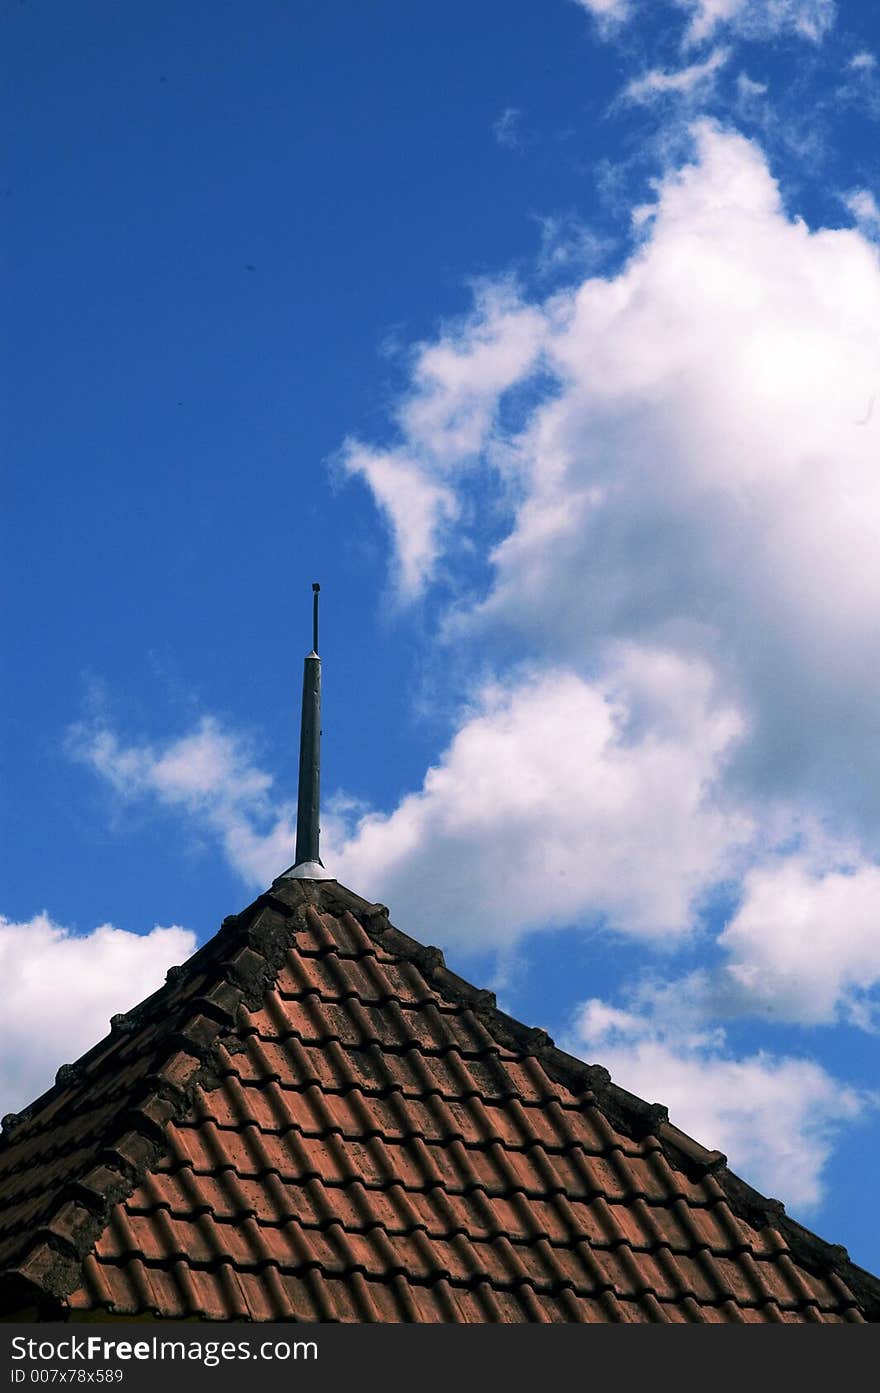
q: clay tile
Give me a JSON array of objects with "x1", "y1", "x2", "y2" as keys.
[{"x1": 2, "y1": 873, "x2": 878, "y2": 1325}]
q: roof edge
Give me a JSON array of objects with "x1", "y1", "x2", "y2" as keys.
[{"x1": 0, "y1": 890, "x2": 297, "y2": 1309}]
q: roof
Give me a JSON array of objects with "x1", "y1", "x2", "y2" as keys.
[{"x1": 1, "y1": 876, "x2": 878, "y2": 1323}]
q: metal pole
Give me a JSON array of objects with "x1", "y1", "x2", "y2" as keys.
[
  {"x1": 294, "y1": 584, "x2": 322, "y2": 868},
  {"x1": 282, "y1": 584, "x2": 332, "y2": 880},
  {"x1": 294, "y1": 652, "x2": 321, "y2": 867}
]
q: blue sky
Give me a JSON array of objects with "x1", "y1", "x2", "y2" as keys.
[{"x1": 4, "y1": 0, "x2": 880, "y2": 1277}]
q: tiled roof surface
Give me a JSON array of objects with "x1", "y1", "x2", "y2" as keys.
[{"x1": 1, "y1": 877, "x2": 878, "y2": 1323}]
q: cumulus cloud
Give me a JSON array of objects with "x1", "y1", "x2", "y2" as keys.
[
  {"x1": 716, "y1": 847, "x2": 880, "y2": 1027},
  {"x1": 356, "y1": 123, "x2": 880, "y2": 835},
  {"x1": 330, "y1": 648, "x2": 751, "y2": 947},
  {"x1": 848, "y1": 51, "x2": 876, "y2": 72},
  {"x1": 570, "y1": 998, "x2": 869, "y2": 1210},
  {"x1": 0, "y1": 914, "x2": 196, "y2": 1114},
  {"x1": 324, "y1": 119, "x2": 880, "y2": 1063},
  {"x1": 76, "y1": 716, "x2": 272, "y2": 806},
  {"x1": 79, "y1": 126, "x2": 880, "y2": 1008},
  {"x1": 69, "y1": 716, "x2": 294, "y2": 887},
  {"x1": 622, "y1": 47, "x2": 730, "y2": 106},
  {"x1": 64, "y1": 101, "x2": 880, "y2": 1226},
  {"x1": 575, "y1": 852, "x2": 880, "y2": 1048},
  {"x1": 75, "y1": 650, "x2": 751, "y2": 952}
]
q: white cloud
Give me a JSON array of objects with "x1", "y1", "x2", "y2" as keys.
[
  {"x1": 75, "y1": 649, "x2": 751, "y2": 952},
  {"x1": 836, "y1": 47, "x2": 880, "y2": 126},
  {"x1": 329, "y1": 647, "x2": 751, "y2": 948},
  {"x1": 341, "y1": 285, "x2": 545, "y2": 596},
  {"x1": 77, "y1": 716, "x2": 271, "y2": 806},
  {"x1": 622, "y1": 47, "x2": 730, "y2": 106},
  {"x1": 735, "y1": 71, "x2": 768, "y2": 100},
  {"x1": 534, "y1": 213, "x2": 610, "y2": 280},
  {"x1": 673, "y1": 0, "x2": 836, "y2": 46},
  {"x1": 342, "y1": 444, "x2": 459, "y2": 598},
  {"x1": 324, "y1": 120, "x2": 880, "y2": 1037},
  {"x1": 717, "y1": 848, "x2": 880, "y2": 1027},
  {"x1": 560, "y1": 818, "x2": 880, "y2": 1032},
  {"x1": 428, "y1": 123, "x2": 880, "y2": 831},
  {"x1": 81, "y1": 126, "x2": 880, "y2": 988},
  {"x1": 570, "y1": 998, "x2": 869, "y2": 1210},
  {"x1": 74, "y1": 125, "x2": 880, "y2": 1060},
  {"x1": 492, "y1": 107, "x2": 523, "y2": 151},
  {"x1": 0, "y1": 914, "x2": 196, "y2": 1115},
  {"x1": 571, "y1": 0, "x2": 631, "y2": 25},
  {"x1": 844, "y1": 188, "x2": 880, "y2": 238},
  {"x1": 69, "y1": 716, "x2": 294, "y2": 887},
  {"x1": 398, "y1": 285, "x2": 546, "y2": 468},
  {"x1": 572, "y1": 0, "x2": 835, "y2": 46}
]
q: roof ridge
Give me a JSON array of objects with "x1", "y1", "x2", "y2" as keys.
[{"x1": 0, "y1": 893, "x2": 270, "y2": 1139}]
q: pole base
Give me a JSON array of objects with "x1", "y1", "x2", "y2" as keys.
[{"x1": 277, "y1": 860, "x2": 336, "y2": 881}]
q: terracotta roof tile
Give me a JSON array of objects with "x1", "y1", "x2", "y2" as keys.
[{"x1": 1, "y1": 877, "x2": 877, "y2": 1322}]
